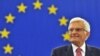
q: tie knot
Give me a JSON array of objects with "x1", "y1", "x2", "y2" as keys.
[{"x1": 76, "y1": 48, "x2": 82, "y2": 52}]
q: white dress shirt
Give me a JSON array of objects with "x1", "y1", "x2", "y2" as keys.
[{"x1": 72, "y1": 43, "x2": 86, "y2": 56}]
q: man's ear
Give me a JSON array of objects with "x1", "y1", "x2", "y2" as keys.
[
  {"x1": 85, "y1": 31, "x2": 90, "y2": 36},
  {"x1": 87, "y1": 32, "x2": 90, "y2": 37},
  {"x1": 85, "y1": 31, "x2": 90, "y2": 40}
]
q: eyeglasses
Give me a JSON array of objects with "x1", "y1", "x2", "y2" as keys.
[{"x1": 68, "y1": 28, "x2": 85, "y2": 32}]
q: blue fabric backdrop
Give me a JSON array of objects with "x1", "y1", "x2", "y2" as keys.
[{"x1": 0, "y1": 0, "x2": 100, "y2": 56}]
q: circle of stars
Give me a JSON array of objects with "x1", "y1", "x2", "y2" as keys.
[
  {"x1": 0, "y1": 13, "x2": 15, "y2": 55},
  {"x1": 1, "y1": 0, "x2": 71, "y2": 55}
]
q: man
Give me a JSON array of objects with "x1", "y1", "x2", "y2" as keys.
[{"x1": 51, "y1": 17, "x2": 100, "y2": 56}]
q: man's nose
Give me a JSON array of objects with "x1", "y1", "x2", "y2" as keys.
[{"x1": 71, "y1": 29, "x2": 77, "y2": 34}]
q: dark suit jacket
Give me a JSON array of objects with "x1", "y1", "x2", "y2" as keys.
[{"x1": 51, "y1": 45, "x2": 100, "y2": 56}]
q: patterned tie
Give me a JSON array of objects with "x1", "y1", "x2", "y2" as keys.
[{"x1": 76, "y1": 48, "x2": 82, "y2": 56}]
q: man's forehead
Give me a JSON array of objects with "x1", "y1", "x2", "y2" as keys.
[{"x1": 69, "y1": 21, "x2": 85, "y2": 28}]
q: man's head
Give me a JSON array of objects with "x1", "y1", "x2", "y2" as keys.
[{"x1": 68, "y1": 17, "x2": 90, "y2": 46}]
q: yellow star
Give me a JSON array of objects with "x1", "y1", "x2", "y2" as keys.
[
  {"x1": 3, "y1": 44, "x2": 13, "y2": 54},
  {"x1": 59, "y1": 16, "x2": 68, "y2": 26},
  {"x1": 17, "y1": 3, "x2": 27, "y2": 13},
  {"x1": 5, "y1": 13, "x2": 15, "y2": 23},
  {"x1": 33, "y1": 0, "x2": 43, "y2": 10},
  {"x1": 48, "y1": 4, "x2": 58, "y2": 15},
  {"x1": 62, "y1": 32, "x2": 70, "y2": 41},
  {"x1": 0, "y1": 28, "x2": 10, "y2": 38}
]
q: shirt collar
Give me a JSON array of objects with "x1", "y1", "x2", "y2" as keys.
[{"x1": 72, "y1": 42, "x2": 86, "y2": 53}]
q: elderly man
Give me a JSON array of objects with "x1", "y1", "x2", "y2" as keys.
[{"x1": 52, "y1": 17, "x2": 100, "y2": 56}]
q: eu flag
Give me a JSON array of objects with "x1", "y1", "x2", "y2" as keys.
[{"x1": 0, "y1": 0, "x2": 100, "y2": 56}]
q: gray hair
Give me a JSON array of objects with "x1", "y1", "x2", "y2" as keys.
[{"x1": 68, "y1": 17, "x2": 90, "y2": 32}]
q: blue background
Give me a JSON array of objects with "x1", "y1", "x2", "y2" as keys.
[{"x1": 0, "y1": 0, "x2": 100, "y2": 56}]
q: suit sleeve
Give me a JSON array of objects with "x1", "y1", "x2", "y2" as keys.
[{"x1": 51, "y1": 49, "x2": 57, "y2": 56}]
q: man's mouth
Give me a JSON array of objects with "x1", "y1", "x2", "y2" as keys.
[
  {"x1": 71, "y1": 34, "x2": 79, "y2": 37},
  {"x1": 71, "y1": 35, "x2": 79, "y2": 38}
]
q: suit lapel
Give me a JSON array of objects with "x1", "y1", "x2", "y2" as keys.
[
  {"x1": 85, "y1": 45, "x2": 94, "y2": 56},
  {"x1": 64, "y1": 45, "x2": 74, "y2": 56}
]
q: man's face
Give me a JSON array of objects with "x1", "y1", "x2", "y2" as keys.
[{"x1": 68, "y1": 21, "x2": 89, "y2": 44}]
